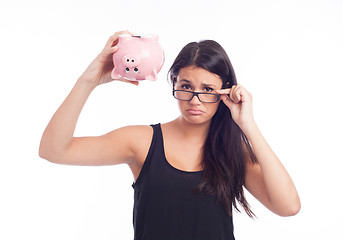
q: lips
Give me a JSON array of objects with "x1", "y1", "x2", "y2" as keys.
[{"x1": 187, "y1": 109, "x2": 204, "y2": 115}]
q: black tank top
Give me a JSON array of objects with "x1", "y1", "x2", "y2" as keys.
[{"x1": 131, "y1": 124, "x2": 235, "y2": 240}]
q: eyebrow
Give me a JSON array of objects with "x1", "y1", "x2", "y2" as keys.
[{"x1": 179, "y1": 79, "x2": 216, "y2": 87}]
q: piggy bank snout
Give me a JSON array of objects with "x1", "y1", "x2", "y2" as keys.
[{"x1": 121, "y1": 55, "x2": 142, "y2": 75}]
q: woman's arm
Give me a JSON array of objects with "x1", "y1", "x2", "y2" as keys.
[
  {"x1": 217, "y1": 85, "x2": 301, "y2": 216},
  {"x1": 39, "y1": 30, "x2": 140, "y2": 166},
  {"x1": 243, "y1": 123, "x2": 301, "y2": 216}
]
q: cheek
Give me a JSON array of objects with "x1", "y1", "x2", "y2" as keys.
[
  {"x1": 177, "y1": 100, "x2": 186, "y2": 110},
  {"x1": 208, "y1": 102, "x2": 221, "y2": 114}
]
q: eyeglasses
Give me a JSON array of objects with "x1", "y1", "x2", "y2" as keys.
[{"x1": 172, "y1": 90, "x2": 220, "y2": 103}]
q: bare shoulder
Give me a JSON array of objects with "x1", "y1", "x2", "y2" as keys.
[
  {"x1": 115, "y1": 124, "x2": 153, "y2": 137},
  {"x1": 119, "y1": 125, "x2": 153, "y2": 143},
  {"x1": 119, "y1": 125, "x2": 154, "y2": 182},
  {"x1": 119, "y1": 124, "x2": 154, "y2": 162}
]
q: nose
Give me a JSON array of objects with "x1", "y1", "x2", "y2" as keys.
[{"x1": 189, "y1": 93, "x2": 201, "y2": 105}]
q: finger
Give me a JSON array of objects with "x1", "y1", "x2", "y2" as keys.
[
  {"x1": 103, "y1": 45, "x2": 118, "y2": 56},
  {"x1": 106, "y1": 34, "x2": 119, "y2": 48},
  {"x1": 102, "y1": 31, "x2": 130, "y2": 57},
  {"x1": 216, "y1": 88, "x2": 233, "y2": 98},
  {"x1": 103, "y1": 30, "x2": 135, "y2": 56},
  {"x1": 233, "y1": 85, "x2": 242, "y2": 103},
  {"x1": 98, "y1": 45, "x2": 118, "y2": 62},
  {"x1": 106, "y1": 30, "x2": 132, "y2": 49},
  {"x1": 220, "y1": 93, "x2": 235, "y2": 109},
  {"x1": 217, "y1": 88, "x2": 234, "y2": 103},
  {"x1": 229, "y1": 85, "x2": 238, "y2": 103},
  {"x1": 117, "y1": 78, "x2": 140, "y2": 86},
  {"x1": 216, "y1": 88, "x2": 231, "y2": 95},
  {"x1": 129, "y1": 81, "x2": 139, "y2": 86},
  {"x1": 231, "y1": 85, "x2": 245, "y2": 103},
  {"x1": 111, "y1": 45, "x2": 119, "y2": 54},
  {"x1": 234, "y1": 85, "x2": 251, "y2": 103}
]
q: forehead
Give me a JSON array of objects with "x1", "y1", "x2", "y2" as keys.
[{"x1": 177, "y1": 66, "x2": 222, "y2": 87}]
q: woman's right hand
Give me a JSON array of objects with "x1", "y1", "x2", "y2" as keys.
[{"x1": 80, "y1": 30, "x2": 139, "y2": 87}]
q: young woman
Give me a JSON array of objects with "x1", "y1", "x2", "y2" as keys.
[{"x1": 39, "y1": 30, "x2": 300, "y2": 240}]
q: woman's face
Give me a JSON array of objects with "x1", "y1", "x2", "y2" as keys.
[{"x1": 174, "y1": 66, "x2": 223, "y2": 126}]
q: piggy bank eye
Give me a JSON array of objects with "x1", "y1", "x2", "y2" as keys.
[
  {"x1": 134, "y1": 68, "x2": 139, "y2": 73},
  {"x1": 125, "y1": 67, "x2": 130, "y2": 72}
]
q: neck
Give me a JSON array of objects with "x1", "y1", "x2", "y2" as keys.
[{"x1": 172, "y1": 116, "x2": 211, "y2": 143}]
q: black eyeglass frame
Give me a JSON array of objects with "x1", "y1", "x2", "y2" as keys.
[{"x1": 172, "y1": 89, "x2": 221, "y2": 103}]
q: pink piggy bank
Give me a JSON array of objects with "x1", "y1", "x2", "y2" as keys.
[{"x1": 111, "y1": 34, "x2": 165, "y2": 81}]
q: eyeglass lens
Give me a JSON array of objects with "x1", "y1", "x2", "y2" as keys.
[{"x1": 174, "y1": 90, "x2": 218, "y2": 103}]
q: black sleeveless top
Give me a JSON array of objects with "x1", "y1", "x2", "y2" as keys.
[{"x1": 131, "y1": 124, "x2": 235, "y2": 240}]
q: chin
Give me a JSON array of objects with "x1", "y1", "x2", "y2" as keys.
[{"x1": 182, "y1": 114, "x2": 212, "y2": 126}]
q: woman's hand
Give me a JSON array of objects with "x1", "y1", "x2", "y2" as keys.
[
  {"x1": 80, "y1": 30, "x2": 139, "y2": 88},
  {"x1": 216, "y1": 84, "x2": 255, "y2": 131},
  {"x1": 219, "y1": 85, "x2": 301, "y2": 216}
]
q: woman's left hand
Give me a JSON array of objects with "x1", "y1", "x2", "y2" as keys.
[{"x1": 216, "y1": 84, "x2": 255, "y2": 131}]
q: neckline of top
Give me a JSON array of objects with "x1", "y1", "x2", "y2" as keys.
[{"x1": 157, "y1": 123, "x2": 204, "y2": 174}]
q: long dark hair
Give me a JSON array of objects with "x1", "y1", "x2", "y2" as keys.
[{"x1": 168, "y1": 40, "x2": 258, "y2": 217}]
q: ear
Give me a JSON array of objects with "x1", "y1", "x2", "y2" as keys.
[
  {"x1": 152, "y1": 34, "x2": 159, "y2": 42},
  {"x1": 142, "y1": 34, "x2": 159, "y2": 42},
  {"x1": 118, "y1": 34, "x2": 131, "y2": 41},
  {"x1": 111, "y1": 68, "x2": 121, "y2": 79},
  {"x1": 145, "y1": 70, "x2": 158, "y2": 81}
]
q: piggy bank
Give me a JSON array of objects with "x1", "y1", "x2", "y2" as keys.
[{"x1": 111, "y1": 34, "x2": 165, "y2": 81}]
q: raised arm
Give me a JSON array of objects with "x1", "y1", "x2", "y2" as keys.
[{"x1": 39, "y1": 30, "x2": 141, "y2": 166}]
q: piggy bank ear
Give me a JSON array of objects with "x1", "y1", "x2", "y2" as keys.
[
  {"x1": 152, "y1": 35, "x2": 159, "y2": 42},
  {"x1": 142, "y1": 34, "x2": 159, "y2": 42},
  {"x1": 118, "y1": 34, "x2": 131, "y2": 41},
  {"x1": 145, "y1": 70, "x2": 158, "y2": 81},
  {"x1": 111, "y1": 67, "x2": 121, "y2": 79}
]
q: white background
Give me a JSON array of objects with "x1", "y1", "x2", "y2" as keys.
[{"x1": 1, "y1": 0, "x2": 342, "y2": 239}]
